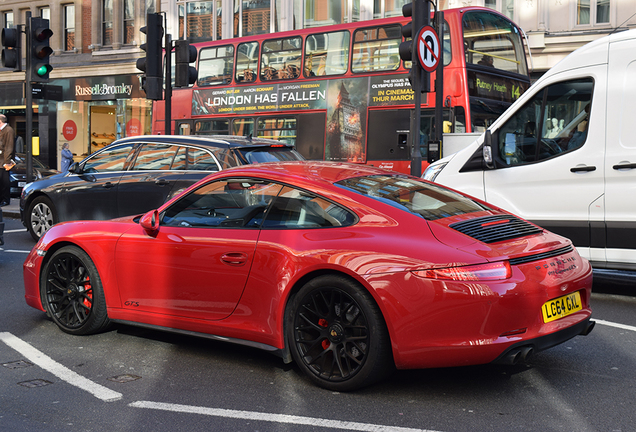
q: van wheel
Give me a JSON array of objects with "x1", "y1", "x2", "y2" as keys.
[{"x1": 28, "y1": 196, "x2": 57, "y2": 241}]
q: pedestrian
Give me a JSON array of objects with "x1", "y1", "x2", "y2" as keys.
[
  {"x1": 61, "y1": 142, "x2": 73, "y2": 172},
  {"x1": 0, "y1": 114, "x2": 16, "y2": 206}
]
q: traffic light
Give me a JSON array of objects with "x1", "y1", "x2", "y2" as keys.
[
  {"x1": 399, "y1": 1, "x2": 428, "y2": 90},
  {"x1": 29, "y1": 17, "x2": 53, "y2": 82},
  {"x1": 137, "y1": 13, "x2": 164, "y2": 100},
  {"x1": 1, "y1": 27, "x2": 21, "y2": 72},
  {"x1": 174, "y1": 40, "x2": 198, "y2": 88}
]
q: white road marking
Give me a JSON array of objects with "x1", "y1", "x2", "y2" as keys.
[
  {"x1": 595, "y1": 319, "x2": 636, "y2": 332},
  {"x1": 5, "y1": 228, "x2": 27, "y2": 233},
  {"x1": 129, "y1": 401, "x2": 441, "y2": 432},
  {"x1": 2, "y1": 249, "x2": 30, "y2": 253},
  {"x1": 0, "y1": 332, "x2": 122, "y2": 402}
]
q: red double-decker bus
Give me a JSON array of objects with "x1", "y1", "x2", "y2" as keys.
[{"x1": 152, "y1": 6, "x2": 530, "y2": 174}]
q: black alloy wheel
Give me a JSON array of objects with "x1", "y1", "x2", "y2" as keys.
[
  {"x1": 288, "y1": 275, "x2": 393, "y2": 391},
  {"x1": 41, "y1": 246, "x2": 110, "y2": 335},
  {"x1": 28, "y1": 195, "x2": 57, "y2": 241}
]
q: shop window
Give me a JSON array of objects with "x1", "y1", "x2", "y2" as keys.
[
  {"x1": 186, "y1": 1, "x2": 221, "y2": 43},
  {"x1": 241, "y1": 0, "x2": 270, "y2": 37},
  {"x1": 352, "y1": 25, "x2": 401, "y2": 73},
  {"x1": 261, "y1": 37, "x2": 302, "y2": 81},
  {"x1": 124, "y1": 0, "x2": 134, "y2": 45},
  {"x1": 198, "y1": 45, "x2": 234, "y2": 86},
  {"x1": 304, "y1": 31, "x2": 349, "y2": 77},
  {"x1": 303, "y1": 0, "x2": 359, "y2": 27},
  {"x1": 235, "y1": 42, "x2": 259, "y2": 83}
]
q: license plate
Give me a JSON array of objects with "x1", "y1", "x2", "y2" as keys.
[
  {"x1": 18, "y1": 182, "x2": 26, "y2": 187},
  {"x1": 542, "y1": 291, "x2": 582, "y2": 323}
]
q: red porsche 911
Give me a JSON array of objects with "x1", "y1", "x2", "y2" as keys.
[{"x1": 24, "y1": 161, "x2": 594, "y2": 391}]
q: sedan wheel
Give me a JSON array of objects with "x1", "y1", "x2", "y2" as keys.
[
  {"x1": 288, "y1": 275, "x2": 393, "y2": 391},
  {"x1": 28, "y1": 196, "x2": 57, "y2": 241},
  {"x1": 40, "y1": 246, "x2": 111, "y2": 335}
]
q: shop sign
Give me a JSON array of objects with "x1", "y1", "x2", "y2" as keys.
[
  {"x1": 49, "y1": 76, "x2": 143, "y2": 101},
  {"x1": 62, "y1": 120, "x2": 78, "y2": 141},
  {"x1": 126, "y1": 118, "x2": 142, "y2": 136}
]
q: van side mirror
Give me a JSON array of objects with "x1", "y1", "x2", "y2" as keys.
[{"x1": 483, "y1": 130, "x2": 495, "y2": 170}]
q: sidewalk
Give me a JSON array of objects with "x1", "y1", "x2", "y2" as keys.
[{"x1": 1, "y1": 198, "x2": 21, "y2": 219}]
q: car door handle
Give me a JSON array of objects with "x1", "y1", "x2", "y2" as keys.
[
  {"x1": 570, "y1": 165, "x2": 596, "y2": 173},
  {"x1": 155, "y1": 179, "x2": 170, "y2": 186},
  {"x1": 221, "y1": 252, "x2": 249, "y2": 266},
  {"x1": 612, "y1": 162, "x2": 636, "y2": 170},
  {"x1": 102, "y1": 182, "x2": 116, "y2": 188}
]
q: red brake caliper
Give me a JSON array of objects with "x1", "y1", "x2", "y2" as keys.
[{"x1": 319, "y1": 319, "x2": 330, "y2": 349}]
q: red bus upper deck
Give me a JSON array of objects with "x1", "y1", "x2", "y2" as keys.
[{"x1": 152, "y1": 6, "x2": 530, "y2": 174}]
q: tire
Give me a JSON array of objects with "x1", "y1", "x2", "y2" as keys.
[
  {"x1": 28, "y1": 196, "x2": 57, "y2": 241},
  {"x1": 287, "y1": 275, "x2": 394, "y2": 391},
  {"x1": 40, "y1": 246, "x2": 111, "y2": 335}
]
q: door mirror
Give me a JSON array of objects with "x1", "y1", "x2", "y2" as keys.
[
  {"x1": 483, "y1": 130, "x2": 495, "y2": 170},
  {"x1": 68, "y1": 162, "x2": 82, "y2": 174},
  {"x1": 140, "y1": 209, "x2": 160, "y2": 235}
]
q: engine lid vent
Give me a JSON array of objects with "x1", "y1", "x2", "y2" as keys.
[{"x1": 449, "y1": 215, "x2": 543, "y2": 244}]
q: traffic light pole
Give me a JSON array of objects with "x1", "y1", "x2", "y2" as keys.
[
  {"x1": 165, "y1": 30, "x2": 172, "y2": 135},
  {"x1": 25, "y1": 12, "x2": 33, "y2": 183}
]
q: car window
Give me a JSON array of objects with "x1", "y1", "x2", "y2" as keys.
[
  {"x1": 82, "y1": 143, "x2": 135, "y2": 173},
  {"x1": 188, "y1": 148, "x2": 221, "y2": 171},
  {"x1": 262, "y1": 186, "x2": 356, "y2": 228},
  {"x1": 162, "y1": 179, "x2": 282, "y2": 228},
  {"x1": 210, "y1": 148, "x2": 239, "y2": 169},
  {"x1": 132, "y1": 144, "x2": 180, "y2": 170},
  {"x1": 337, "y1": 175, "x2": 489, "y2": 221},
  {"x1": 236, "y1": 147, "x2": 304, "y2": 164},
  {"x1": 496, "y1": 78, "x2": 594, "y2": 166}
]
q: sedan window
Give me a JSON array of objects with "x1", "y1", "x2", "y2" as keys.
[
  {"x1": 162, "y1": 179, "x2": 282, "y2": 228},
  {"x1": 132, "y1": 144, "x2": 180, "y2": 170},
  {"x1": 82, "y1": 143, "x2": 135, "y2": 173}
]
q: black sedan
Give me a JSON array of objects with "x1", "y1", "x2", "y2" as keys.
[
  {"x1": 10, "y1": 153, "x2": 59, "y2": 198},
  {"x1": 20, "y1": 135, "x2": 303, "y2": 240}
]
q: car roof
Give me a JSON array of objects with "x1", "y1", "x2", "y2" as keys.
[
  {"x1": 111, "y1": 134, "x2": 295, "y2": 149},
  {"x1": 214, "y1": 161, "x2": 404, "y2": 184}
]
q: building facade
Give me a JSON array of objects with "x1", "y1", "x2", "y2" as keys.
[{"x1": 1, "y1": 0, "x2": 635, "y2": 170}]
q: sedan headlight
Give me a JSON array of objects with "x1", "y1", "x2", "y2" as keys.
[{"x1": 422, "y1": 161, "x2": 448, "y2": 182}]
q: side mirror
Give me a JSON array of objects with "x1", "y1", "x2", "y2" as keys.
[
  {"x1": 483, "y1": 130, "x2": 495, "y2": 170},
  {"x1": 140, "y1": 210, "x2": 160, "y2": 235},
  {"x1": 68, "y1": 162, "x2": 82, "y2": 174}
]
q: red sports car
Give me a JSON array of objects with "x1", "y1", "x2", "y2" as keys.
[{"x1": 24, "y1": 162, "x2": 594, "y2": 391}]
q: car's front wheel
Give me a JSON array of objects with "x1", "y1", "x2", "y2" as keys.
[
  {"x1": 27, "y1": 196, "x2": 57, "y2": 241},
  {"x1": 287, "y1": 275, "x2": 394, "y2": 391},
  {"x1": 40, "y1": 246, "x2": 111, "y2": 335}
]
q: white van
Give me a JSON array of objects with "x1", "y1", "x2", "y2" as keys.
[{"x1": 424, "y1": 29, "x2": 636, "y2": 273}]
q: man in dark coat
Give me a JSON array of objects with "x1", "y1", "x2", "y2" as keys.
[{"x1": 0, "y1": 114, "x2": 16, "y2": 206}]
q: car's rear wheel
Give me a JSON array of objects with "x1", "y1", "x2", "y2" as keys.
[
  {"x1": 28, "y1": 196, "x2": 57, "y2": 241},
  {"x1": 288, "y1": 275, "x2": 394, "y2": 391},
  {"x1": 40, "y1": 246, "x2": 111, "y2": 335}
]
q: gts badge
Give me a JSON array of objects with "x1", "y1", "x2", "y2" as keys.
[{"x1": 124, "y1": 301, "x2": 140, "y2": 307}]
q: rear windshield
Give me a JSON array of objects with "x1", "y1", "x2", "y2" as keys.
[
  {"x1": 336, "y1": 175, "x2": 489, "y2": 220},
  {"x1": 236, "y1": 147, "x2": 304, "y2": 164}
]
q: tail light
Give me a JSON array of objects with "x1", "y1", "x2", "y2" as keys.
[{"x1": 412, "y1": 261, "x2": 511, "y2": 281}]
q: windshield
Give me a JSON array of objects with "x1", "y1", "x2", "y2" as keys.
[
  {"x1": 236, "y1": 147, "x2": 304, "y2": 164},
  {"x1": 336, "y1": 175, "x2": 489, "y2": 221}
]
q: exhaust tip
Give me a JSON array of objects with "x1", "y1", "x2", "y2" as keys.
[{"x1": 581, "y1": 320, "x2": 595, "y2": 336}]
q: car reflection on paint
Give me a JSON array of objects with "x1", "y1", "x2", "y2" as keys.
[{"x1": 23, "y1": 161, "x2": 594, "y2": 391}]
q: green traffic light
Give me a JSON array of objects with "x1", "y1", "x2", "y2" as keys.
[{"x1": 35, "y1": 64, "x2": 53, "y2": 77}]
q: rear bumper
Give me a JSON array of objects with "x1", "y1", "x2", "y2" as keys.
[{"x1": 492, "y1": 317, "x2": 595, "y2": 365}]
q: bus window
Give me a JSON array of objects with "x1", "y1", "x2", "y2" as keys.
[
  {"x1": 257, "y1": 117, "x2": 297, "y2": 144},
  {"x1": 463, "y1": 11, "x2": 527, "y2": 76},
  {"x1": 195, "y1": 119, "x2": 230, "y2": 135},
  {"x1": 261, "y1": 37, "x2": 302, "y2": 81},
  {"x1": 304, "y1": 31, "x2": 350, "y2": 77},
  {"x1": 236, "y1": 42, "x2": 259, "y2": 83},
  {"x1": 198, "y1": 45, "x2": 235, "y2": 86},
  {"x1": 352, "y1": 25, "x2": 402, "y2": 73},
  {"x1": 232, "y1": 118, "x2": 255, "y2": 136}
]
